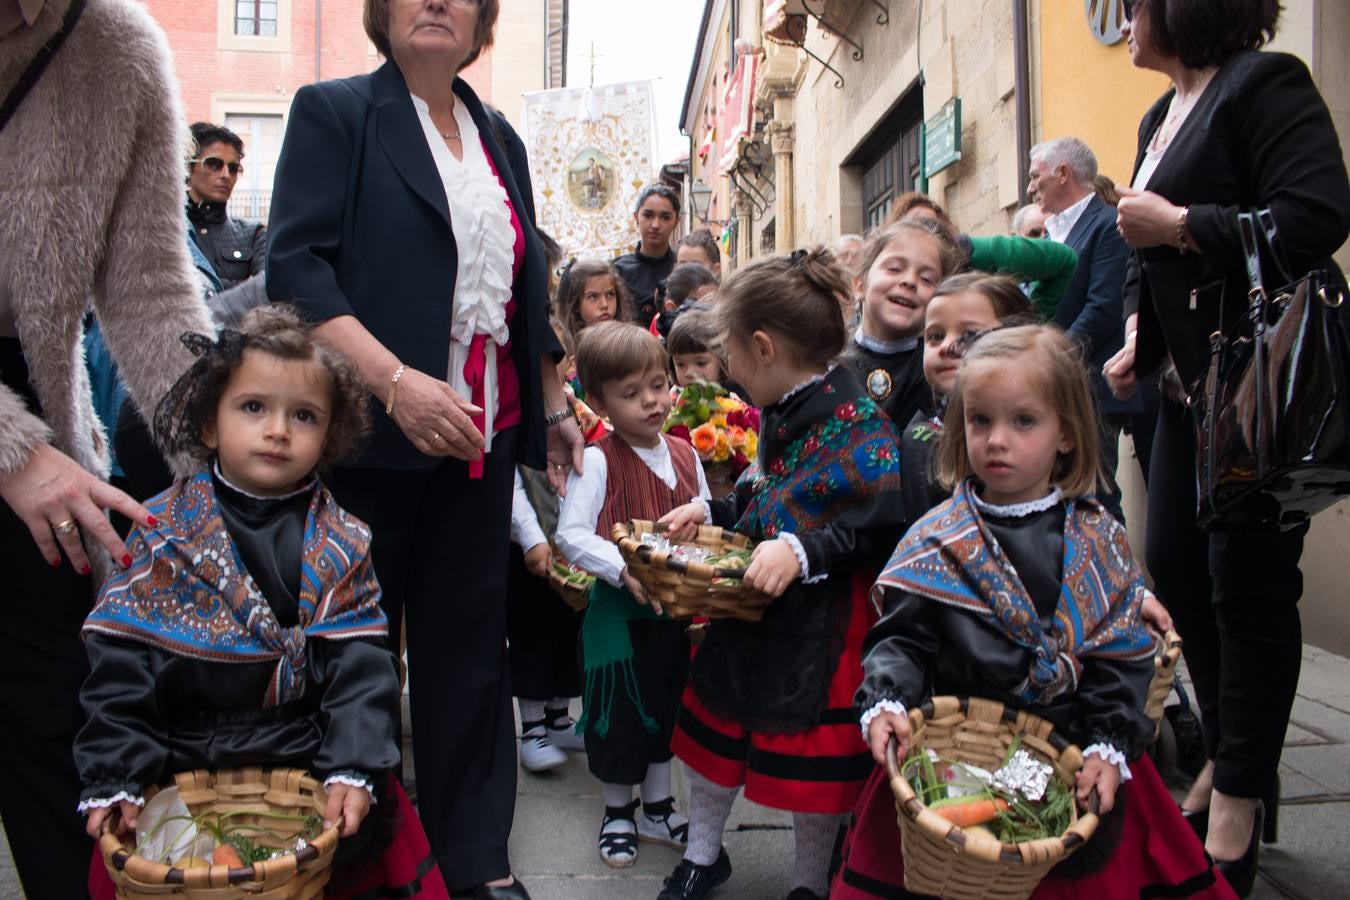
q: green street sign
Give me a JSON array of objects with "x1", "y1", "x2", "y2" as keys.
[{"x1": 924, "y1": 98, "x2": 962, "y2": 178}]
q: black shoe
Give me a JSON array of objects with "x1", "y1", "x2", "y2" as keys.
[
  {"x1": 1180, "y1": 804, "x2": 1209, "y2": 842},
  {"x1": 784, "y1": 889, "x2": 826, "y2": 900},
  {"x1": 452, "y1": 878, "x2": 532, "y2": 899},
  {"x1": 1261, "y1": 775, "x2": 1280, "y2": 844},
  {"x1": 658, "y1": 848, "x2": 732, "y2": 899},
  {"x1": 1215, "y1": 805, "x2": 1262, "y2": 898}
]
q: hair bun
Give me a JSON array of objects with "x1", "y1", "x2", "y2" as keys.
[{"x1": 790, "y1": 245, "x2": 850, "y2": 301}]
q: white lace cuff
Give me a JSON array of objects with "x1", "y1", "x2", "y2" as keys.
[
  {"x1": 1083, "y1": 743, "x2": 1132, "y2": 782},
  {"x1": 324, "y1": 774, "x2": 377, "y2": 801},
  {"x1": 859, "y1": 699, "x2": 908, "y2": 742},
  {"x1": 778, "y1": 532, "x2": 826, "y2": 584},
  {"x1": 78, "y1": 791, "x2": 145, "y2": 814}
]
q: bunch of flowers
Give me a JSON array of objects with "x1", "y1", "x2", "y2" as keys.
[{"x1": 664, "y1": 382, "x2": 760, "y2": 475}]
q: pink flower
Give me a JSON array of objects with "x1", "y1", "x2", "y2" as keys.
[{"x1": 666, "y1": 423, "x2": 691, "y2": 443}]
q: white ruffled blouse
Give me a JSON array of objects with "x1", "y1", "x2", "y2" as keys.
[{"x1": 410, "y1": 92, "x2": 516, "y2": 453}]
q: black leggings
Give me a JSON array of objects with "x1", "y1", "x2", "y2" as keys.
[{"x1": 1145, "y1": 397, "x2": 1306, "y2": 798}]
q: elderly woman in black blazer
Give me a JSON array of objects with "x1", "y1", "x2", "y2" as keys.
[
  {"x1": 1103, "y1": 0, "x2": 1350, "y2": 894},
  {"x1": 266, "y1": 1, "x2": 583, "y2": 897}
]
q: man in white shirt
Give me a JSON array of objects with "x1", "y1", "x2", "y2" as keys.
[{"x1": 1028, "y1": 137, "x2": 1136, "y2": 522}]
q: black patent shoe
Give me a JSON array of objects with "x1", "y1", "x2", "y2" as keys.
[
  {"x1": 1181, "y1": 805, "x2": 1209, "y2": 842},
  {"x1": 453, "y1": 877, "x2": 532, "y2": 899},
  {"x1": 1261, "y1": 775, "x2": 1280, "y2": 844},
  {"x1": 658, "y1": 848, "x2": 732, "y2": 899},
  {"x1": 1215, "y1": 805, "x2": 1262, "y2": 898}
]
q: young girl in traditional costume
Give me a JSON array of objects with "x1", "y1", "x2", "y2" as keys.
[
  {"x1": 902, "y1": 273, "x2": 1035, "y2": 528},
  {"x1": 76, "y1": 307, "x2": 447, "y2": 899},
  {"x1": 658, "y1": 248, "x2": 906, "y2": 900},
  {"x1": 554, "y1": 322, "x2": 711, "y2": 869},
  {"x1": 844, "y1": 218, "x2": 963, "y2": 432},
  {"x1": 834, "y1": 324, "x2": 1228, "y2": 899}
]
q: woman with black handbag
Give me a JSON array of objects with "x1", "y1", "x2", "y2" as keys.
[{"x1": 1102, "y1": 1, "x2": 1350, "y2": 894}]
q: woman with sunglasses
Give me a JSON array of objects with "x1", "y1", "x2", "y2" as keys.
[
  {"x1": 1104, "y1": 1, "x2": 1350, "y2": 894},
  {"x1": 266, "y1": 1, "x2": 583, "y2": 897},
  {"x1": 185, "y1": 121, "x2": 266, "y2": 289}
]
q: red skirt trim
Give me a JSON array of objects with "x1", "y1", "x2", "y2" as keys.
[
  {"x1": 671, "y1": 571, "x2": 877, "y2": 814},
  {"x1": 88, "y1": 780, "x2": 448, "y2": 900},
  {"x1": 831, "y1": 754, "x2": 1236, "y2": 899}
]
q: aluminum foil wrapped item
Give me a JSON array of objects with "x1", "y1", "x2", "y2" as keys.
[
  {"x1": 991, "y1": 749, "x2": 1054, "y2": 802},
  {"x1": 639, "y1": 532, "x2": 709, "y2": 564}
]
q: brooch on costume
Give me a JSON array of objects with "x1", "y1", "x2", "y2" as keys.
[{"x1": 866, "y1": 368, "x2": 893, "y2": 401}]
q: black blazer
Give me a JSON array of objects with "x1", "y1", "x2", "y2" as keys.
[
  {"x1": 266, "y1": 61, "x2": 560, "y2": 470},
  {"x1": 1123, "y1": 50, "x2": 1350, "y2": 389},
  {"x1": 1051, "y1": 194, "x2": 1139, "y2": 415}
]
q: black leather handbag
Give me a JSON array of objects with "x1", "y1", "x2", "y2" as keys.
[{"x1": 1195, "y1": 209, "x2": 1350, "y2": 530}]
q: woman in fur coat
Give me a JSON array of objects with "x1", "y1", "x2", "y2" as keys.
[{"x1": 0, "y1": 0, "x2": 213, "y2": 894}]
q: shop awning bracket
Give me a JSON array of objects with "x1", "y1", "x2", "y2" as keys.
[
  {"x1": 729, "y1": 167, "x2": 771, "y2": 219},
  {"x1": 869, "y1": 0, "x2": 890, "y2": 25},
  {"x1": 787, "y1": 35, "x2": 845, "y2": 88},
  {"x1": 802, "y1": 0, "x2": 864, "y2": 61}
]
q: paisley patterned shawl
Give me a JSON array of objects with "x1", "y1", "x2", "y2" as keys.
[
  {"x1": 737, "y1": 366, "x2": 903, "y2": 540},
  {"x1": 874, "y1": 479, "x2": 1154, "y2": 705},
  {"x1": 83, "y1": 472, "x2": 388, "y2": 707}
]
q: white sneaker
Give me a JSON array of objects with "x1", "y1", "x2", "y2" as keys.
[
  {"x1": 546, "y1": 715, "x2": 587, "y2": 753},
  {"x1": 519, "y1": 729, "x2": 567, "y2": 773}
]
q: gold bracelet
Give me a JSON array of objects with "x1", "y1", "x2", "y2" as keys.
[
  {"x1": 385, "y1": 364, "x2": 407, "y2": 416},
  {"x1": 1176, "y1": 207, "x2": 1190, "y2": 254}
]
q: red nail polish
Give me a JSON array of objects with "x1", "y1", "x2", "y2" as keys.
[
  {"x1": 79, "y1": 565, "x2": 91, "y2": 576},
  {"x1": 122, "y1": 554, "x2": 133, "y2": 567},
  {"x1": 49, "y1": 558, "x2": 61, "y2": 568},
  {"x1": 146, "y1": 514, "x2": 158, "y2": 526}
]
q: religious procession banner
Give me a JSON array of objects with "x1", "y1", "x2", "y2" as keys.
[{"x1": 522, "y1": 80, "x2": 657, "y2": 259}]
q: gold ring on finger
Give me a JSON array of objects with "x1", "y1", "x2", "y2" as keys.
[{"x1": 52, "y1": 519, "x2": 78, "y2": 535}]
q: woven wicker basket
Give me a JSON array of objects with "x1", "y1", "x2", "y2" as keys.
[
  {"x1": 887, "y1": 697, "x2": 1099, "y2": 900},
  {"x1": 1145, "y1": 629, "x2": 1184, "y2": 739},
  {"x1": 98, "y1": 767, "x2": 340, "y2": 899},
  {"x1": 611, "y1": 520, "x2": 771, "y2": 622},
  {"x1": 546, "y1": 546, "x2": 592, "y2": 611}
]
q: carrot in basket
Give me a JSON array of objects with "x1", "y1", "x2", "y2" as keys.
[
  {"x1": 213, "y1": 844, "x2": 245, "y2": 868},
  {"x1": 931, "y1": 795, "x2": 1010, "y2": 827}
]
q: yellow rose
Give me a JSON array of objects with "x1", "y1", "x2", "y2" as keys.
[
  {"x1": 713, "y1": 431, "x2": 732, "y2": 463},
  {"x1": 710, "y1": 412, "x2": 728, "y2": 428},
  {"x1": 741, "y1": 430, "x2": 758, "y2": 459},
  {"x1": 715, "y1": 396, "x2": 742, "y2": 412}
]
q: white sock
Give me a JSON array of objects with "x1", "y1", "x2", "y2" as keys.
[
  {"x1": 518, "y1": 698, "x2": 547, "y2": 732},
  {"x1": 640, "y1": 760, "x2": 673, "y2": 805},
  {"x1": 791, "y1": 812, "x2": 846, "y2": 896},
  {"x1": 684, "y1": 769, "x2": 738, "y2": 866},
  {"x1": 601, "y1": 782, "x2": 635, "y2": 809}
]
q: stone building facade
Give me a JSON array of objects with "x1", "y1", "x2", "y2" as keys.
[{"x1": 680, "y1": 0, "x2": 1350, "y2": 652}]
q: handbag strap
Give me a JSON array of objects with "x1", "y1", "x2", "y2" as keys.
[
  {"x1": 1237, "y1": 211, "x2": 1265, "y2": 301},
  {"x1": 1254, "y1": 207, "x2": 1296, "y2": 286},
  {"x1": 0, "y1": 0, "x2": 87, "y2": 134}
]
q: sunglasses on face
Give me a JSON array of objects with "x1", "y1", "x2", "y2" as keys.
[{"x1": 191, "y1": 156, "x2": 243, "y2": 177}]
